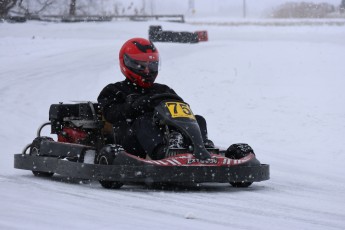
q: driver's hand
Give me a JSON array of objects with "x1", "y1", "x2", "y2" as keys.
[
  {"x1": 125, "y1": 94, "x2": 140, "y2": 105},
  {"x1": 131, "y1": 95, "x2": 153, "y2": 112}
]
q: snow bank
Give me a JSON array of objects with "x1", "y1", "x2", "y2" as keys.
[{"x1": 1, "y1": 20, "x2": 345, "y2": 230}]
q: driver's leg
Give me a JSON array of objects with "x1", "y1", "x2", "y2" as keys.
[
  {"x1": 195, "y1": 115, "x2": 208, "y2": 141},
  {"x1": 122, "y1": 125, "x2": 146, "y2": 158},
  {"x1": 133, "y1": 113, "x2": 165, "y2": 158},
  {"x1": 196, "y1": 115, "x2": 215, "y2": 148}
]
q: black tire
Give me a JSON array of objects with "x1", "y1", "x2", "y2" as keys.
[
  {"x1": 225, "y1": 143, "x2": 254, "y2": 159},
  {"x1": 97, "y1": 145, "x2": 124, "y2": 189},
  {"x1": 30, "y1": 136, "x2": 55, "y2": 177},
  {"x1": 230, "y1": 182, "x2": 253, "y2": 188},
  {"x1": 226, "y1": 144, "x2": 255, "y2": 188},
  {"x1": 32, "y1": 171, "x2": 54, "y2": 177}
]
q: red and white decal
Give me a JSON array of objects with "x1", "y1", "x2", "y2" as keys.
[{"x1": 141, "y1": 153, "x2": 255, "y2": 167}]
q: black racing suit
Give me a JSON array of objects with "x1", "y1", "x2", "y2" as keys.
[
  {"x1": 98, "y1": 79, "x2": 210, "y2": 159},
  {"x1": 97, "y1": 79, "x2": 179, "y2": 158}
]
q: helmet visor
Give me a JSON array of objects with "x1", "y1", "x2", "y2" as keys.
[{"x1": 124, "y1": 54, "x2": 159, "y2": 72}]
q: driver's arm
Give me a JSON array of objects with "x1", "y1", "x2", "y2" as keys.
[{"x1": 98, "y1": 85, "x2": 136, "y2": 123}]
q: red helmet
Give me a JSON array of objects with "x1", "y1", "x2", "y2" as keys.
[{"x1": 119, "y1": 38, "x2": 159, "y2": 88}]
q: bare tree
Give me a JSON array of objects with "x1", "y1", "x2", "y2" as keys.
[
  {"x1": 17, "y1": 0, "x2": 54, "y2": 18},
  {"x1": 341, "y1": 0, "x2": 345, "y2": 12},
  {"x1": 0, "y1": 0, "x2": 17, "y2": 18},
  {"x1": 69, "y1": 0, "x2": 76, "y2": 16}
]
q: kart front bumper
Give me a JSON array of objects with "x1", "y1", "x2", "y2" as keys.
[{"x1": 14, "y1": 154, "x2": 269, "y2": 183}]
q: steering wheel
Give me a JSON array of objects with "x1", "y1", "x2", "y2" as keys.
[{"x1": 149, "y1": 93, "x2": 183, "y2": 103}]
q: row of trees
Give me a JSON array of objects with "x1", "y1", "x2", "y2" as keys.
[
  {"x1": 0, "y1": 0, "x2": 70, "y2": 18},
  {"x1": 0, "y1": 0, "x2": 147, "y2": 19},
  {"x1": 271, "y1": 2, "x2": 338, "y2": 18},
  {"x1": 2, "y1": 0, "x2": 345, "y2": 20}
]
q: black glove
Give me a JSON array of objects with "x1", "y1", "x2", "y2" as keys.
[
  {"x1": 131, "y1": 95, "x2": 153, "y2": 112},
  {"x1": 126, "y1": 94, "x2": 153, "y2": 113},
  {"x1": 125, "y1": 94, "x2": 141, "y2": 105}
]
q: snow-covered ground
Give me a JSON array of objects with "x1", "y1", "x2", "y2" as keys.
[{"x1": 1, "y1": 20, "x2": 345, "y2": 230}]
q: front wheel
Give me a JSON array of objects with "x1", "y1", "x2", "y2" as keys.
[
  {"x1": 97, "y1": 145, "x2": 124, "y2": 189},
  {"x1": 225, "y1": 143, "x2": 254, "y2": 159},
  {"x1": 226, "y1": 143, "x2": 255, "y2": 188}
]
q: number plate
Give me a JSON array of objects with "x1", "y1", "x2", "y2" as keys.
[{"x1": 165, "y1": 102, "x2": 195, "y2": 120}]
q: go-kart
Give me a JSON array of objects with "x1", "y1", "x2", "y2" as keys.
[{"x1": 14, "y1": 94, "x2": 269, "y2": 189}]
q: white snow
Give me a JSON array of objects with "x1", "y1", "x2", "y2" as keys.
[{"x1": 1, "y1": 19, "x2": 345, "y2": 230}]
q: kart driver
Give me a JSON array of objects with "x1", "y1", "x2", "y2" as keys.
[{"x1": 98, "y1": 38, "x2": 213, "y2": 159}]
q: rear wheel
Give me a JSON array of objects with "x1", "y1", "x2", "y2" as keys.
[
  {"x1": 29, "y1": 137, "x2": 55, "y2": 177},
  {"x1": 97, "y1": 145, "x2": 124, "y2": 189},
  {"x1": 32, "y1": 171, "x2": 54, "y2": 177},
  {"x1": 230, "y1": 182, "x2": 253, "y2": 188}
]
